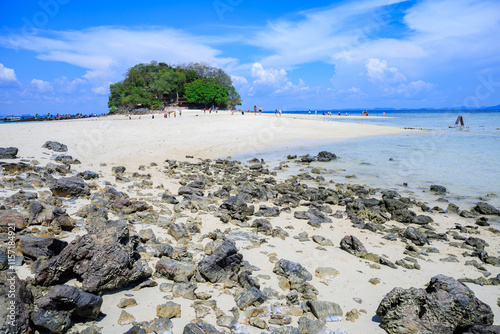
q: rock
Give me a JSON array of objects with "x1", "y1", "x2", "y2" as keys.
[
  {"x1": 0, "y1": 147, "x2": 18, "y2": 159},
  {"x1": 411, "y1": 215, "x2": 433, "y2": 225},
  {"x1": 156, "y1": 301, "x2": 181, "y2": 319},
  {"x1": 464, "y1": 325, "x2": 500, "y2": 334},
  {"x1": 183, "y1": 322, "x2": 221, "y2": 334},
  {"x1": 376, "y1": 275, "x2": 494, "y2": 334},
  {"x1": 312, "y1": 235, "x2": 334, "y2": 246},
  {"x1": 340, "y1": 235, "x2": 367, "y2": 257},
  {"x1": 383, "y1": 198, "x2": 409, "y2": 213},
  {"x1": 118, "y1": 298, "x2": 138, "y2": 308},
  {"x1": 315, "y1": 267, "x2": 340, "y2": 280},
  {"x1": 0, "y1": 250, "x2": 7, "y2": 270},
  {"x1": 112, "y1": 166, "x2": 126, "y2": 174},
  {"x1": 35, "y1": 220, "x2": 152, "y2": 293},
  {"x1": 0, "y1": 209, "x2": 28, "y2": 232},
  {"x1": 172, "y1": 282, "x2": 198, "y2": 299},
  {"x1": 118, "y1": 310, "x2": 136, "y2": 326},
  {"x1": 126, "y1": 318, "x2": 174, "y2": 334},
  {"x1": 403, "y1": 226, "x2": 428, "y2": 246},
  {"x1": 317, "y1": 151, "x2": 337, "y2": 162},
  {"x1": 271, "y1": 326, "x2": 301, "y2": 334},
  {"x1": 307, "y1": 300, "x2": 343, "y2": 322},
  {"x1": 168, "y1": 223, "x2": 191, "y2": 241},
  {"x1": 178, "y1": 186, "x2": 204, "y2": 197},
  {"x1": 154, "y1": 243, "x2": 174, "y2": 258},
  {"x1": 137, "y1": 228, "x2": 156, "y2": 243},
  {"x1": 112, "y1": 199, "x2": 150, "y2": 214},
  {"x1": 473, "y1": 202, "x2": 500, "y2": 216},
  {"x1": 198, "y1": 239, "x2": 243, "y2": 283},
  {"x1": 273, "y1": 259, "x2": 312, "y2": 281},
  {"x1": 0, "y1": 271, "x2": 33, "y2": 333},
  {"x1": 162, "y1": 193, "x2": 179, "y2": 204},
  {"x1": 220, "y1": 195, "x2": 254, "y2": 221},
  {"x1": 43, "y1": 141, "x2": 68, "y2": 152},
  {"x1": 50, "y1": 177, "x2": 90, "y2": 197},
  {"x1": 430, "y1": 185, "x2": 447, "y2": 195},
  {"x1": 255, "y1": 205, "x2": 280, "y2": 217},
  {"x1": 31, "y1": 309, "x2": 71, "y2": 333},
  {"x1": 19, "y1": 237, "x2": 68, "y2": 259},
  {"x1": 53, "y1": 154, "x2": 80, "y2": 164},
  {"x1": 249, "y1": 318, "x2": 268, "y2": 329},
  {"x1": 298, "y1": 314, "x2": 328, "y2": 333},
  {"x1": 301, "y1": 155, "x2": 315, "y2": 163},
  {"x1": 294, "y1": 208, "x2": 332, "y2": 227},
  {"x1": 252, "y1": 218, "x2": 273, "y2": 235},
  {"x1": 156, "y1": 258, "x2": 196, "y2": 282},
  {"x1": 77, "y1": 170, "x2": 99, "y2": 180},
  {"x1": 234, "y1": 286, "x2": 267, "y2": 310}
]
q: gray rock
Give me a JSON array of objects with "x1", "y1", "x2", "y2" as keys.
[
  {"x1": 0, "y1": 147, "x2": 18, "y2": 159},
  {"x1": 376, "y1": 275, "x2": 494, "y2": 334},
  {"x1": 77, "y1": 170, "x2": 99, "y2": 180},
  {"x1": 220, "y1": 195, "x2": 254, "y2": 221},
  {"x1": 473, "y1": 202, "x2": 500, "y2": 216},
  {"x1": 125, "y1": 317, "x2": 174, "y2": 334},
  {"x1": 340, "y1": 235, "x2": 367, "y2": 257},
  {"x1": 234, "y1": 286, "x2": 266, "y2": 310},
  {"x1": 35, "y1": 220, "x2": 152, "y2": 293},
  {"x1": 162, "y1": 193, "x2": 179, "y2": 204},
  {"x1": 198, "y1": 239, "x2": 243, "y2": 283},
  {"x1": 183, "y1": 322, "x2": 221, "y2": 334},
  {"x1": 53, "y1": 154, "x2": 80, "y2": 164},
  {"x1": 19, "y1": 237, "x2": 68, "y2": 259},
  {"x1": 42, "y1": 141, "x2": 68, "y2": 152},
  {"x1": 112, "y1": 166, "x2": 126, "y2": 174},
  {"x1": 317, "y1": 151, "x2": 337, "y2": 162},
  {"x1": 403, "y1": 226, "x2": 429, "y2": 246},
  {"x1": 273, "y1": 259, "x2": 312, "y2": 281},
  {"x1": 0, "y1": 271, "x2": 33, "y2": 334},
  {"x1": 430, "y1": 185, "x2": 447, "y2": 194},
  {"x1": 307, "y1": 300, "x2": 343, "y2": 322},
  {"x1": 50, "y1": 177, "x2": 90, "y2": 197},
  {"x1": 156, "y1": 258, "x2": 196, "y2": 282},
  {"x1": 111, "y1": 199, "x2": 149, "y2": 214},
  {"x1": 0, "y1": 249, "x2": 7, "y2": 270},
  {"x1": 411, "y1": 215, "x2": 433, "y2": 225},
  {"x1": 178, "y1": 186, "x2": 204, "y2": 197}
]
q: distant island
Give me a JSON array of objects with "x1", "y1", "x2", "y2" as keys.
[{"x1": 108, "y1": 61, "x2": 242, "y2": 113}]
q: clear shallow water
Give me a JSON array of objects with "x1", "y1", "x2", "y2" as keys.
[{"x1": 236, "y1": 110, "x2": 500, "y2": 210}]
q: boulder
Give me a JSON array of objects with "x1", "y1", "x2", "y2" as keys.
[
  {"x1": 197, "y1": 239, "x2": 243, "y2": 283},
  {"x1": 220, "y1": 195, "x2": 254, "y2": 221},
  {"x1": 183, "y1": 322, "x2": 221, "y2": 334},
  {"x1": 403, "y1": 226, "x2": 428, "y2": 246},
  {"x1": 178, "y1": 186, "x2": 204, "y2": 197},
  {"x1": 53, "y1": 154, "x2": 80, "y2": 164},
  {"x1": 112, "y1": 199, "x2": 150, "y2": 214},
  {"x1": 111, "y1": 166, "x2": 126, "y2": 174},
  {"x1": 411, "y1": 215, "x2": 433, "y2": 225},
  {"x1": 317, "y1": 151, "x2": 337, "y2": 162},
  {"x1": 234, "y1": 287, "x2": 267, "y2": 310},
  {"x1": 294, "y1": 208, "x2": 332, "y2": 227},
  {"x1": 156, "y1": 258, "x2": 196, "y2": 282},
  {"x1": 35, "y1": 220, "x2": 152, "y2": 293},
  {"x1": 273, "y1": 259, "x2": 312, "y2": 281},
  {"x1": 376, "y1": 275, "x2": 494, "y2": 334},
  {"x1": 340, "y1": 235, "x2": 367, "y2": 257},
  {"x1": 156, "y1": 301, "x2": 181, "y2": 319},
  {"x1": 161, "y1": 193, "x2": 179, "y2": 204},
  {"x1": 430, "y1": 185, "x2": 447, "y2": 195},
  {"x1": 0, "y1": 209, "x2": 27, "y2": 232},
  {"x1": 307, "y1": 300, "x2": 343, "y2": 322},
  {"x1": 473, "y1": 202, "x2": 500, "y2": 216},
  {"x1": 125, "y1": 318, "x2": 174, "y2": 334},
  {"x1": 255, "y1": 205, "x2": 280, "y2": 217},
  {"x1": 42, "y1": 141, "x2": 68, "y2": 152},
  {"x1": 50, "y1": 177, "x2": 90, "y2": 197},
  {"x1": 19, "y1": 237, "x2": 68, "y2": 260},
  {"x1": 77, "y1": 170, "x2": 99, "y2": 180},
  {"x1": 0, "y1": 271, "x2": 33, "y2": 334},
  {"x1": 0, "y1": 147, "x2": 18, "y2": 159}
]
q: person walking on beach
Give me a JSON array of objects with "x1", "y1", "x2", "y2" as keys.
[
  {"x1": 254, "y1": 106, "x2": 257, "y2": 115},
  {"x1": 174, "y1": 111, "x2": 176, "y2": 118},
  {"x1": 275, "y1": 109, "x2": 277, "y2": 116},
  {"x1": 259, "y1": 106, "x2": 262, "y2": 115},
  {"x1": 279, "y1": 109, "x2": 282, "y2": 117},
  {"x1": 179, "y1": 109, "x2": 182, "y2": 117}
]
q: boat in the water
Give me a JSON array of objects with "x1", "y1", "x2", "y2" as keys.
[
  {"x1": 448, "y1": 116, "x2": 469, "y2": 130},
  {"x1": 3, "y1": 116, "x2": 37, "y2": 123}
]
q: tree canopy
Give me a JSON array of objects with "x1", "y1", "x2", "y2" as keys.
[{"x1": 108, "y1": 61, "x2": 242, "y2": 112}]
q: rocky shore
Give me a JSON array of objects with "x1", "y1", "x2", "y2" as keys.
[{"x1": 1, "y1": 141, "x2": 499, "y2": 334}]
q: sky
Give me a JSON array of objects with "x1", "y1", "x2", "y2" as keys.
[{"x1": 1, "y1": 0, "x2": 500, "y2": 115}]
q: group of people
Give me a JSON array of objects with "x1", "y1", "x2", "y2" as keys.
[
  {"x1": 163, "y1": 109, "x2": 182, "y2": 118},
  {"x1": 203, "y1": 106, "x2": 218, "y2": 114}
]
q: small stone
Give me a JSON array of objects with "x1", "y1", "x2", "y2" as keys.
[
  {"x1": 117, "y1": 298, "x2": 137, "y2": 309},
  {"x1": 118, "y1": 310, "x2": 136, "y2": 326},
  {"x1": 345, "y1": 309, "x2": 361, "y2": 322},
  {"x1": 249, "y1": 318, "x2": 267, "y2": 329},
  {"x1": 369, "y1": 278, "x2": 381, "y2": 285}
]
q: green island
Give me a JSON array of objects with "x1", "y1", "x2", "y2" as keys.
[{"x1": 108, "y1": 61, "x2": 242, "y2": 112}]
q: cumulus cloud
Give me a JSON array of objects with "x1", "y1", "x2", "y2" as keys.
[
  {"x1": 365, "y1": 58, "x2": 406, "y2": 83},
  {"x1": 30, "y1": 79, "x2": 53, "y2": 92},
  {"x1": 0, "y1": 63, "x2": 19, "y2": 86},
  {"x1": 246, "y1": 63, "x2": 308, "y2": 97}
]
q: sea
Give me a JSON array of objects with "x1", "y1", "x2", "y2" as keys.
[{"x1": 235, "y1": 109, "x2": 500, "y2": 211}]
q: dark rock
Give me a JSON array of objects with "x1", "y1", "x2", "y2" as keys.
[
  {"x1": 476, "y1": 217, "x2": 490, "y2": 226},
  {"x1": 220, "y1": 195, "x2": 254, "y2": 221},
  {"x1": 0, "y1": 147, "x2": 18, "y2": 159},
  {"x1": 464, "y1": 325, "x2": 500, "y2": 334},
  {"x1": 183, "y1": 322, "x2": 221, "y2": 334},
  {"x1": 411, "y1": 215, "x2": 434, "y2": 225},
  {"x1": 156, "y1": 258, "x2": 196, "y2": 282},
  {"x1": 198, "y1": 239, "x2": 243, "y2": 283},
  {"x1": 403, "y1": 226, "x2": 428, "y2": 246},
  {"x1": 187, "y1": 180, "x2": 206, "y2": 189},
  {"x1": 155, "y1": 243, "x2": 174, "y2": 258},
  {"x1": 50, "y1": 177, "x2": 90, "y2": 197},
  {"x1": 0, "y1": 271, "x2": 33, "y2": 333},
  {"x1": 178, "y1": 186, "x2": 204, "y2": 197},
  {"x1": 0, "y1": 250, "x2": 7, "y2": 271},
  {"x1": 317, "y1": 151, "x2": 337, "y2": 162},
  {"x1": 271, "y1": 326, "x2": 301, "y2": 334},
  {"x1": 112, "y1": 199, "x2": 150, "y2": 214},
  {"x1": 252, "y1": 218, "x2": 273, "y2": 236},
  {"x1": 300, "y1": 155, "x2": 315, "y2": 163},
  {"x1": 238, "y1": 272, "x2": 260, "y2": 289},
  {"x1": 19, "y1": 237, "x2": 68, "y2": 260},
  {"x1": 53, "y1": 154, "x2": 80, "y2": 164},
  {"x1": 307, "y1": 300, "x2": 343, "y2": 321},
  {"x1": 234, "y1": 286, "x2": 266, "y2": 310},
  {"x1": 43, "y1": 141, "x2": 68, "y2": 152},
  {"x1": 161, "y1": 193, "x2": 179, "y2": 204},
  {"x1": 0, "y1": 209, "x2": 28, "y2": 232},
  {"x1": 273, "y1": 259, "x2": 312, "y2": 281},
  {"x1": 125, "y1": 318, "x2": 174, "y2": 334},
  {"x1": 376, "y1": 275, "x2": 494, "y2": 334},
  {"x1": 35, "y1": 220, "x2": 152, "y2": 293},
  {"x1": 294, "y1": 207, "x2": 332, "y2": 227},
  {"x1": 340, "y1": 235, "x2": 367, "y2": 257},
  {"x1": 112, "y1": 166, "x2": 126, "y2": 174},
  {"x1": 383, "y1": 198, "x2": 409, "y2": 213},
  {"x1": 31, "y1": 309, "x2": 71, "y2": 333},
  {"x1": 255, "y1": 205, "x2": 280, "y2": 217},
  {"x1": 77, "y1": 170, "x2": 99, "y2": 180},
  {"x1": 430, "y1": 185, "x2": 447, "y2": 195},
  {"x1": 473, "y1": 202, "x2": 500, "y2": 216},
  {"x1": 391, "y1": 209, "x2": 416, "y2": 223}
]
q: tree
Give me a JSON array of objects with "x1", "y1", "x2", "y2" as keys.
[{"x1": 184, "y1": 79, "x2": 229, "y2": 106}]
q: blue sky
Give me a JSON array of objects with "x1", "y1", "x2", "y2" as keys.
[{"x1": 1, "y1": 0, "x2": 500, "y2": 115}]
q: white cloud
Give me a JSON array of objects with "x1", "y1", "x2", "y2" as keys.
[
  {"x1": 0, "y1": 63, "x2": 19, "y2": 86},
  {"x1": 53, "y1": 77, "x2": 88, "y2": 94},
  {"x1": 92, "y1": 86, "x2": 108, "y2": 95},
  {"x1": 30, "y1": 79, "x2": 53, "y2": 92},
  {"x1": 365, "y1": 58, "x2": 406, "y2": 83},
  {"x1": 0, "y1": 27, "x2": 237, "y2": 84},
  {"x1": 396, "y1": 80, "x2": 435, "y2": 97},
  {"x1": 246, "y1": 63, "x2": 309, "y2": 97}
]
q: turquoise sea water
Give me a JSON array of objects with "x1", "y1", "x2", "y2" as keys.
[{"x1": 236, "y1": 110, "x2": 500, "y2": 210}]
